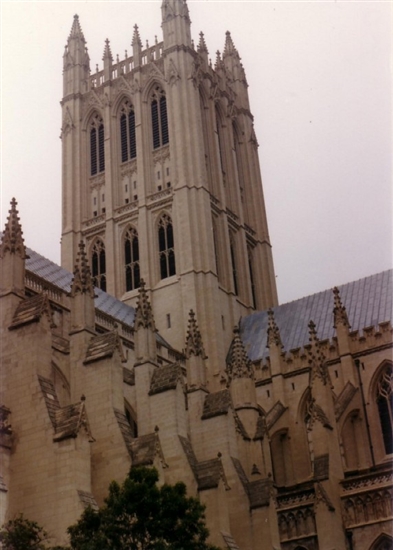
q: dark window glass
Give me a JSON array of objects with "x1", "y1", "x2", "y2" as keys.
[
  {"x1": 160, "y1": 96, "x2": 169, "y2": 145},
  {"x1": 91, "y1": 240, "x2": 106, "y2": 291},
  {"x1": 158, "y1": 214, "x2": 175, "y2": 280},
  {"x1": 230, "y1": 236, "x2": 238, "y2": 296},
  {"x1": 98, "y1": 124, "x2": 105, "y2": 173},
  {"x1": 376, "y1": 364, "x2": 393, "y2": 454},
  {"x1": 90, "y1": 127, "x2": 97, "y2": 175},
  {"x1": 124, "y1": 228, "x2": 140, "y2": 292},
  {"x1": 120, "y1": 114, "x2": 128, "y2": 162},
  {"x1": 248, "y1": 248, "x2": 256, "y2": 309},
  {"x1": 151, "y1": 88, "x2": 169, "y2": 149},
  {"x1": 129, "y1": 110, "x2": 136, "y2": 159},
  {"x1": 152, "y1": 100, "x2": 160, "y2": 149}
]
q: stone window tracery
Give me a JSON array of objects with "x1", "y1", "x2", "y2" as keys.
[
  {"x1": 91, "y1": 239, "x2": 106, "y2": 291},
  {"x1": 120, "y1": 100, "x2": 137, "y2": 162},
  {"x1": 158, "y1": 214, "x2": 175, "y2": 280},
  {"x1": 376, "y1": 363, "x2": 393, "y2": 454},
  {"x1": 151, "y1": 87, "x2": 169, "y2": 149},
  {"x1": 124, "y1": 227, "x2": 140, "y2": 292},
  {"x1": 90, "y1": 114, "x2": 105, "y2": 176}
]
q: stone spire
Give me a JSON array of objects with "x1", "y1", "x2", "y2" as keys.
[
  {"x1": 197, "y1": 32, "x2": 208, "y2": 54},
  {"x1": 0, "y1": 198, "x2": 26, "y2": 259},
  {"x1": 63, "y1": 14, "x2": 89, "y2": 93},
  {"x1": 227, "y1": 327, "x2": 253, "y2": 382},
  {"x1": 102, "y1": 38, "x2": 113, "y2": 62},
  {"x1": 185, "y1": 310, "x2": 207, "y2": 359},
  {"x1": 161, "y1": 0, "x2": 191, "y2": 48},
  {"x1": 267, "y1": 308, "x2": 282, "y2": 349},
  {"x1": 68, "y1": 14, "x2": 86, "y2": 42},
  {"x1": 307, "y1": 321, "x2": 329, "y2": 386},
  {"x1": 70, "y1": 241, "x2": 95, "y2": 298},
  {"x1": 215, "y1": 50, "x2": 223, "y2": 71},
  {"x1": 132, "y1": 24, "x2": 142, "y2": 48},
  {"x1": 223, "y1": 31, "x2": 238, "y2": 58},
  {"x1": 134, "y1": 280, "x2": 156, "y2": 331},
  {"x1": 333, "y1": 287, "x2": 350, "y2": 329}
]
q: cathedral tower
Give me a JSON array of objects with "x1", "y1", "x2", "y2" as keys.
[{"x1": 61, "y1": 1, "x2": 277, "y2": 377}]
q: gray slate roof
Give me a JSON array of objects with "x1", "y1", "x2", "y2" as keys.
[{"x1": 241, "y1": 270, "x2": 392, "y2": 362}]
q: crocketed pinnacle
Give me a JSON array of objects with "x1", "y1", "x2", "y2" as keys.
[
  {"x1": 0, "y1": 198, "x2": 26, "y2": 259},
  {"x1": 68, "y1": 14, "x2": 86, "y2": 43},
  {"x1": 132, "y1": 25, "x2": 142, "y2": 48},
  {"x1": 332, "y1": 286, "x2": 350, "y2": 329},
  {"x1": 70, "y1": 241, "x2": 95, "y2": 298},
  {"x1": 308, "y1": 320, "x2": 329, "y2": 385},
  {"x1": 102, "y1": 38, "x2": 113, "y2": 62},
  {"x1": 223, "y1": 30, "x2": 239, "y2": 58},
  {"x1": 197, "y1": 32, "x2": 208, "y2": 54},
  {"x1": 267, "y1": 308, "x2": 282, "y2": 348},
  {"x1": 185, "y1": 310, "x2": 207, "y2": 359},
  {"x1": 227, "y1": 327, "x2": 253, "y2": 381},
  {"x1": 214, "y1": 50, "x2": 223, "y2": 71},
  {"x1": 134, "y1": 280, "x2": 156, "y2": 331}
]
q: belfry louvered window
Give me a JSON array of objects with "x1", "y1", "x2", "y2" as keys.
[
  {"x1": 91, "y1": 239, "x2": 106, "y2": 291},
  {"x1": 376, "y1": 363, "x2": 393, "y2": 454},
  {"x1": 90, "y1": 114, "x2": 105, "y2": 176},
  {"x1": 124, "y1": 227, "x2": 140, "y2": 291},
  {"x1": 151, "y1": 87, "x2": 169, "y2": 149},
  {"x1": 158, "y1": 214, "x2": 175, "y2": 279},
  {"x1": 120, "y1": 101, "x2": 137, "y2": 162}
]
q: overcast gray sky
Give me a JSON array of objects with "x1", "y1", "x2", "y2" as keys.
[{"x1": 1, "y1": 1, "x2": 392, "y2": 304}]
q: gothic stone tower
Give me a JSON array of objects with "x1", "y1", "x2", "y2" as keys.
[{"x1": 61, "y1": 1, "x2": 278, "y2": 380}]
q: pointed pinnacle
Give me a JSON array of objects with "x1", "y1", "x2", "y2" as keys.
[
  {"x1": 307, "y1": 320, "x2": 329, "y2": 385},
  {"x1": 134, "y1": 280, "x2": 156, "y2": 331},
  {"x1": 215, "y1": 50, "x2": 222, "y2": 70},
  {"x1": 267, "y1": 308, "x2": 282, "y2": 348},
  {"x1": 102, "y1": 38, "x2": 113, "y2": 62},
  {"x1": 0, "y1": 198, "x2": 26, "y2": 258},
  {"x1": 68, "y1": 14, "x2": 86, "y2": 42},
  {"x1": 227, "y1": 326, "x2": 253, "y2": 381},
  {"x1": 71, "y1": 241, "x2": 94, "y2": 298},
  {"x1": 132, "y1": 24, "x2": 142, "y2": 48},
  {"x1": 332, "y1": 287, "x2": 350, "y2": 328},
  {"x1": 185, "y1": 309, "x2": 207, "y2": 359},
  {"x1": 197, "y1": 32, "x2": 208, "y2": 54},
  {"x1": 223, "y1": 30, "x2": 238, "y2": 58}
]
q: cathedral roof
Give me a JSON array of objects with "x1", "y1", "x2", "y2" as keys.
[{"x1": 241, "y1": 269, "x2": 392, "y2": 361}]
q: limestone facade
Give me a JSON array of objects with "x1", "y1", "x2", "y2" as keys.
[{"x1": 1, "y1": 2, "x2": 392, "y2": 549}]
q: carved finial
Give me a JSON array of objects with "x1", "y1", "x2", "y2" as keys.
[
  {"x1": 185, "y1": 309, "x2": 207, "y2": 359},
  {"x1": 102, "y1": 38, "x2": 113, "y2": 62},
  {"x1": 308, "y1": 320, "x2": 329, "y2": 385},
  {"x1": 267, "y1": 308, "x2": 282, "y2": 348},
  {"x1": 251, "y1": 463, "x2": 261, "y2": 476},
  {"x1": 132, "y1": 24, "x2": 142, "y2": 48},
  {"x1": 227, "y1": 326, "x2": 253, "y2": 382},
  {"x1": 68, "y1": 14, "x2": 86, "y2": 42},
  {"x1": 134, "y1": 280, "x2": 156, "y2": 331},
  {"x1": 70, "y1": 241, "x2": 95, "y2": 298},
  {"x1": 0, "y1": 198, "x2": 26, "y2": 259},
  {"x1": 333, "y1": 287, "x2": 350, "y2": 329},
  {"x1": 223, "y1": 30, "x2": 238, "y2": 58},
  {"x1": 197, "y1": 32, "x2": 208, "y2": 54},
  {"x1": 215, "y1": 50, "x2": 222, "y2": 70}
]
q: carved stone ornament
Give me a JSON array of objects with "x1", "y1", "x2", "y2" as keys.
[{"x1": 167, "y1": 58, "x2": 180, "y2": 87}]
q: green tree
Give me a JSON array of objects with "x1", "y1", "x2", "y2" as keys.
[
  {"x1": 67, "y1": 466, "x2": 221, "y2": 550},
  {"x1": 0, "y1": 514, "x2": 49, "y2": 550}
]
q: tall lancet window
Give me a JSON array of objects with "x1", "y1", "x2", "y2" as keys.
[
  {"x1": 90, "y1": 114, "x2": 105, "y2": 176},
  {"x1": 376, "y1": 363, "x2": 393, "y2": 454},
  {"x1": 91, "y1": 239, "x2": 106, "y2": 291},
  {"x1": 120, "y1": 100, "x2": 137, "y2": 162},
  {"x1": 158, "y1": 214, "x2": 175, "y2": 279},
  {"x1": 124, "y1": 227, "x2": 140, "y2": 291},
  {"x1": 229, "y1": 232, "x2": 238, "y2": 296},
  {"x1": 248, "y1": 246, "x2": 256, "y2": 309},
  {"x1": 151, "y1": 87, "x2": 169, "y2": 149}
]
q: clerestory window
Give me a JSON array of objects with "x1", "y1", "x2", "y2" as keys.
[
  {"x1": 90, "y1": 114, "x2": 105, "y2": 176},
  {"x1": 124, "y1": 227, "x2": 140, "y2": 292},
  {"x1": 120, "y1": 101, "x2": 137, "y2": 162},
  {"x1": 91, "y1": 239, "x2": 106, "y2": 291},
  {"x1": 151, "y1": 87, "x2": 169, "y2": 149},
  {"x1": 158, "y1": 214, "x2": 175, "y2": 279}
]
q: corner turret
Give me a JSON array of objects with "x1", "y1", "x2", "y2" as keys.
[
  {"x1": 161, "y1": 0, "x2": 191, "y2": 49},
  {"x1": 63, "y1": 15, "x2": 90, "y2": 96}
]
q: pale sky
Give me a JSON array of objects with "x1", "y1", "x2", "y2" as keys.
[{"x1": 1, "y1": 1, "x2": 392, "y2": 304}]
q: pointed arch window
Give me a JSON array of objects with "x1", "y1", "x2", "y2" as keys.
[
  {"x1": 229, "y1": 231, "x2": 238, "y2": 296},
  {"x1": 247, "y1": 245, "x2": 256, "y2": 309},
  {"x1": 120, "y1": 100, "x2": 137, "y2": 162},
  {"x1": 158, "y1": 214, "x2": 175, "y2": 279},
  {"x1": 376, "y1": 363, "x2": 393, "y2": 454},
  {"x1": 90, "y1": 114, "x2": 105, "y2": 176},
  {"x1": 124, "y1": 227, "x2": 140, "y2": 292},
  {"x1": 151, "y1": 87, "x2": 169, "y2": 149},
  {"x1": 91, "y1": 239, "x2": 106, "y2": 291}
]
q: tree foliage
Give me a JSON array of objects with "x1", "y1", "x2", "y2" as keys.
[
  {"x1": 67, "y1": 466, "x2": 221, "y2": 550},
  {"x1": 0, "y1": 514, "x2": 49, "y2": 550}
]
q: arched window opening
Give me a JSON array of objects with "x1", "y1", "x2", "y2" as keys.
[
  {"x1": 125, "y1": 402, "x2": 138, "y2": 438},
  {"x1": 158, "y1": 214, "x2": 175, "y2": 279},
  {"x1": 90, "y1": 114, "x2": 105, "y2": 176},
  {"x1": 248, "y1": 246, "x2": 256, "y2": 309},
  {"x1": 91, "y1": 239, "x2": 106, "y2": 291},
  {"x1": 151, "y1": 87, "x2": 169, "y2": 149},
  {"x1": 370, "y1": 533, "x2": 393, "y2": 550},
  {"x1": 376, "y1": 363, "x2": 393, "y2": 454},
  {"x1": 229, "y1": 232, "x2": 238, "y2": 296},
  {"x1": 124, "y1": 227, "x2": 140, "y2": 292},
  {"x1": 120, "y1": 101, "x2": 137, "y2": 162}
]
